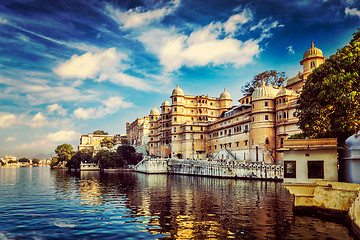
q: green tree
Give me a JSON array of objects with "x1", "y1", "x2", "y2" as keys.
[
  {"x1": 66, "y1": 149, "x2": 93, "y2": 170},
  {"x1": 241, "y1": 70, "x2": 288, "y2": 96},
  {"x1": 94, "y1": 150, "x2": 125, "y2": 169},
  {"x1": 50, "y1": 157, "x2": 59, "y2": 167},
  {"x1": 296, "y1": 28, "x2": 360, "y2": 146},
  {"x1": 18, "y1": 158, "x2": 30, "y2": 163},
  {"x1": 117, "y1": 145, "x2": 142, "y2": 165},
  {"x1": 55, "y1": 144, "x2": 74, "y2": 163},
  {"x1": 100, "y1": 137, "x2": 115, "y2": 149},
  {"x1": 93, "y1": 130, "x2": 108, "y2": 135}
]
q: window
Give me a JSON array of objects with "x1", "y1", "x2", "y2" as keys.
[
  {"x1": 284, "y1": 161, "x2": 296, "y2": 178},
  {"x1": 252, "y1": 104, "x2": 254, "y2": 108},
  {"x1": 252, "y1": 139, "x2": 254, "y2": 145},
  {"x1": 201, "y1": 127, "x2": 203, "y2": 131},
  {"x1": 214, "y1": 145, "x2": 217, "y2": 150},
  {"x1": 191, "y1": 101, "x2": 193, "y2": 104},
  {"x1": 236, "y1": 142, "x2": 239, "y2": 147},
  {"x1": 174, "y1": 127, "x2": 176, "y2": 132},
  {"x1": 281, "y1": 138, "x2": 284, "y2": 147},
  {"x1": 253, "y1": 117, "x2": 255, "y2": 122},
  {"x1": 284, "y1": 112, "x2": 287, "y2": 118},
  {"x1": 265, "y1": 138, "x2": 269, "y2": 145},
  {"x1": 228, "y1": 129, "x2": 231, "y2": 135},
  {"x1": 174, "y1": 107, "x2": 177, "y2": 112},
  {"x1": 246, "y1": 98, "x2": 249, "y2": 104},
  {"x1": 265, "y1": 101, "x2": 268, "y2": 107},
  {"x1": 209, "y1": 146, "x2": 211, "y2": 151},
  {"x1": 265, "y1": 115, "x2": 269, "y2": 121},
  {"x1": 244, "y1": 125, "x2": 248, "y2": 131},
  {"x1": 229, "y1": 143, "x2": 232, "y2": 148},
  {"x1": 151, "y1": 138, "x2": 153, "y2": 141},
  {"x1": 279, "y1": 113, "x2": 282, "y2": 119},
  {"x1": 174, "y1": 97, "x2": 177, "y2": 102},
  {"x1": 151, "y1": 131, "x2": 153, "y2": 134},
  {"x1": 308, "y1": 161, "x2": 324, "y2": 178},
  {"x1": 244, "y1": 140, "x2": 248, "y2": 146},
  {"x1": 150, "y1": 144, "x2": 153, "y2": 147},
  {"x1": 310, "y1": 61, "x2": 315, "y2": 68},
  {"x1": 200, "y1": 135, "x2": 203, "y2": 139},
  {"x1": 190, "y1": 126, "x2": 193, "y2": 130},
  {"x1": 174, "y1": 117, "x2": 177, "y2": 121},
  {"x1": 225, "y1": 130, "x2": 227, "y2": 135}
]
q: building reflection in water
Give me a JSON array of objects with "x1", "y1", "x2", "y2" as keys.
[{"x1": 51, "y1": 171, "x2": 351, "y2": 239}]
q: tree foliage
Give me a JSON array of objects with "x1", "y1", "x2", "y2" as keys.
[
  {"x1": 117, "y1": 145, "x2": 142, "y2": 165},
  {"x1": 94, "y1": 150, "x2": 126, "y2": 169},
  {"x1": 100, "y1": 137, "x2": 115, "y2": 149},
  {"x1": 66, "y1": 149, "x2": 93, "y2": 170},
  {"x1": 296, "y1": 28, "x2": 360, "y2": 145},
  {"x1": 93, "y1": 130, "x2": 108, "y2": 135},
  {"x1": 241, "y1": 70, "x2": 288, "y2": 96},
  {"x1": 55, "y1": 144, "x2": 74, "y2": 162},
  {"x1": 18, "y1": 158, "x2": 30, "y2": 163},
  {"x1": 32, "y1": 158, "x2": 40, "y2": 164}
]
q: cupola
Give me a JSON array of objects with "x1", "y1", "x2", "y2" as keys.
[
  {"x1": 171, "y1": 84, "x2": 184, "y2": 96},
  {"x1": 220, "y1": 88, "x2": 231, "y2": 100},
  {"x1": 150, "y1": 105, "x2": 160, "y2": 116},
  {"x1": 252, "y1": 81, "x2": 279, "y2": 101}
]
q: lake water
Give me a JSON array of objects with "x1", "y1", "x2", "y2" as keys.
[{"x1": 0, "y1": 166, "x2": 356, "y2": 239}]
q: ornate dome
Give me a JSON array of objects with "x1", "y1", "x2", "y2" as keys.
[
  {"x1": 252, "y1": 82, "x2": 279, "y2": 101},
  {"x1": 171, "y1": 84, "x2": 184, "y2": 96},
  {"x1": 150, "y1": 105, "x2": 160, "y2": 116},
  {"x1": 161, "y1": 100, "x2": 170, "y2": 106},
  {"x1": 276, "y1": 88, "x2": 297, "y2": 98},
  {"x1": 303, "y1": 41, "x2": 323, "y2": 60},
  {"x1": 220, "y1": 88, "x2": 231, "y2": 100},
  {"x1": 345, "y1": 131, "x2": 360, "y2": 150}
]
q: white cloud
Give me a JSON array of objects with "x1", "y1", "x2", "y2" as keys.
[
  {"x1": 26, "y1": 112, "x2": 48, "y2": 128},
  {"x1": 287, "y1": 46, "x2": 295, "y2": 54},
  {"x1": 47, "y1": 103, "x2": 67, "y2": 116},
  {"x1": 5, "y1": 136, "x2": 16, "y2": 142},
  {"x1": 223, "y1": 9, "x2": 252, "y2": 35},
  {"x1": 345, "y1": 7, "x2": 360, "y2": 17},
  {"x1": 54, "y1": 48, "x2": 157, "y2": 91},
  {"x1": 105, "y1": 0, "x2": 180, "y2": 29},
  {"x1": 54, "y1": 48, "x2": 126, "y2": 79},
  {"x1": 139, "y1": 23, "x2": 261, "y2": 71},
  {"x1": 0, "y1": 113, "x2": 17, "y2": 128},
  {"x1": 47, "y1": 130, "x2": 79, "y2": 142},
  {"x1": 73, "y1": 96, "x2": 132, "y2": 120}
]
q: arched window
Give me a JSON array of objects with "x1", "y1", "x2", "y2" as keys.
[
  {"x1": 265, "y1": 138, "x2": 270, "y2": 145},
  {"x1": 310, "y1": 61, "x2": 315, "y2": 68},
  {"x1": 174, "y1": 97, "x2": 177, "y2": 102}
]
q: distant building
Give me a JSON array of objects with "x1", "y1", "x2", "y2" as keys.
[
  {"x1": 128, "y1": 42, "x2": 326, "y2": 163},
  {"x1": 78, "y1": 133, "x2": 115, "y2": 154}
]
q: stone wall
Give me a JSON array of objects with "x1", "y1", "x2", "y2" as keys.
[
  {"x1": 134, "y1": 158, "x2": 283, "y2": 180},
  {"x1": 134, "y1": 157, "x2": 168, "y2": 173},
  {"x1": 284, "y1": 181, "x2": 360, "y2": 237}
]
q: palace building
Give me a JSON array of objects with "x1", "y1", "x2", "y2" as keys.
[{"x1": 127, "y1": 42, "x2": 326, "y2": 163}]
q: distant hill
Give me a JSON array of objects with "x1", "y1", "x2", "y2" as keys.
[{"x1": 31, "y1": 153, "x2": 53, "y2": 159}]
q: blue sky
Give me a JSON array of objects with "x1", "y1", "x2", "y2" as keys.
[{"x1": 1, "y1": 0, "x2": 360, "y2": 158}]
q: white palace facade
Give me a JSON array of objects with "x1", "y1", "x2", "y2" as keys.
[{"x1": 127, "y1": 42, "x2": 326, "y2": 164}]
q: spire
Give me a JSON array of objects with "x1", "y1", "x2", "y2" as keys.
[
  {"x1": 262, "y1": 79, "x2": 265, "y2": 86},
  {"x1": 311, "y1": 41, "x2": 314, "y2": 48}
]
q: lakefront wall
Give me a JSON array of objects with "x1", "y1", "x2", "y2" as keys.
[{"x1": 133, "y1": 157, "x2": 283, "y2": 180}]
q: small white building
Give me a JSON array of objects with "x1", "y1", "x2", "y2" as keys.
[
  {"x1": 279, "y1": 138, "x2": 338, "y2": 183},
  {"x1": 80, "y1": 162, "x2": 100, "y2": 171}
]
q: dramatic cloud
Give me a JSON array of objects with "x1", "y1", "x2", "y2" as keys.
[
  {"x1": 73, "y1": 96, "x2": 132, "y2": 120},
  {"x1": 26, "y1": 112, "x2": 48, "y2": 128},
  {"x1": 345, "y1": 7, "x2": 360, "y2": 17},
  {"x1": 0, "y1": 113, "x2": 17, "y2": 128},
  {"x1": 223, "y1": 9, "x2": 252, "y2": 35},
  {"x1": 5, "y1": 136, "x2": 16, "y2": 142},
  {"x1": 139, "y1": 24, "x2": 261, "y2": 71},
  {"x1": 54, "y1": 48, "x2": 156, "y2": 91},
  {"x1": 105, "y1": 0, "x2": 180, "y2": 28},
  {"x1": 47, "y1": 103, "x2": 67, "y2": 116},
  {"x1": 287, "y1": 46, "x2": 295, "y2": 54},
  {"x1": 47, "y1": 130, "x2": 79, "y2": 142},
  {"x1": 54, "y1": 48, "x2": 127, "y2": 79}
]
